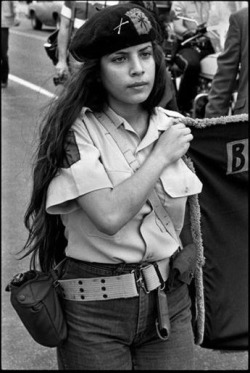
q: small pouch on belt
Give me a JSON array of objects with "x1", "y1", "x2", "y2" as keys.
[
  {"x1": 172, "y1": 243, "x2": 196, "y2": 285},
  {"x1": 155, "y1": 287, "x2": 171, "y2": 340}
]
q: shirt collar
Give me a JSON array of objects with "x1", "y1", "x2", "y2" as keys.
[
  {"x1": 103, "y1": 106, "x2": 183, "y2": 128},
  {"x1": 103, "y1": 106, "x2": 184, "y2": 150},
  {"x1": 103, "y1": 105, "x2": 125, "y2": 129},
  {"x1": 153, "y1": 107, "x2": 184, "y2": 131},
  {"x1": 82, "y1": 106, "x2": 183, "y2": 150},
  {"x1": 136, "y1": 108, "x2": 183, "y2": 151}
]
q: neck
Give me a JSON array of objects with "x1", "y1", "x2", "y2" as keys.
[
  {"x1": 108, "y1": 103, "x2": 149, "y2": 138},
  {"x1": 109, "y1": 102, "x2": 142, "y2": 121}
]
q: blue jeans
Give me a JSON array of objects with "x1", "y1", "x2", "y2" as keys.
[{"x1": 57, "y1": 259, "x2": 195, "y2": 370}]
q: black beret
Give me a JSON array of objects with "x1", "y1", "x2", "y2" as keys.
[{"x1": 69, "y1": 3, "x2": 159, "y2": 61}]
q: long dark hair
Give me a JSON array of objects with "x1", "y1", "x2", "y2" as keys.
[{"x1": 20, "y1": 41, "x2": 167, "y2": 272}]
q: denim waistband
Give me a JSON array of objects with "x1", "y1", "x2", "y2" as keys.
[{"x1": 68, "y1": 258, "x2": 157, "y2": 275}]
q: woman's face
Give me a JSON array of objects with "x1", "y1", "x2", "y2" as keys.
[{"x1": 100, "y1": 42, "x2": 155, "y2": 110}]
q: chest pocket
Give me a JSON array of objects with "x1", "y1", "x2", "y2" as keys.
[
  {"x1": 155, "y1": 159, "x2": 202, "y2": 232},
  {"x1": 159, "y1": 159, "x2": 202, "y2": 199}
]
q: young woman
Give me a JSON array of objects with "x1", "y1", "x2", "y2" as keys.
[{"x1": 22, "y1": 3, "x2": 202, "y2": 370}]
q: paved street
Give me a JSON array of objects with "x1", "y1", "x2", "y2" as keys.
[{"x1": 1, "y1": 8, "x2": 248, "y2": 371}]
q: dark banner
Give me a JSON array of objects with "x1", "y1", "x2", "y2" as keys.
[{"x1": 187, "y1": 116, "x2": 248, "y2": 350}]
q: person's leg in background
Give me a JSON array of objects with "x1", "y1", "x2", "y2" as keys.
[{"x1": 1, "y1": 27, "x2": 9, "y2": 88}]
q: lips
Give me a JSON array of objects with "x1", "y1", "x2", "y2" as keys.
[{"x1": 128, "y1": 82, "x2": 148, "y2": 88}]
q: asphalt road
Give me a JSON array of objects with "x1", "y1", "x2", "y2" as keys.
[{"x1": 1, "y1": 9, "x2": 248, "y2": 371}]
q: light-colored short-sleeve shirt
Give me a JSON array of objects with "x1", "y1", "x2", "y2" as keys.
[
  {"x1": 61, "y1": 1, "x2": 103, "y2": 30},
  {"x1": 46, "y1": 106, "x2": 202, "y2": 264}
]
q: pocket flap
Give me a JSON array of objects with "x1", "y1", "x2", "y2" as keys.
[{"x1": 160, "y1": 159, "x2": 202, "y2": 198}]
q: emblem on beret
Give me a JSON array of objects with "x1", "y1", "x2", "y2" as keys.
[
  {"x1": 113, "y1": 18, "x2": 129, "y2": 34},
  {"x1": 125, "y1": 8, "x2": 152, "y2": 35}
]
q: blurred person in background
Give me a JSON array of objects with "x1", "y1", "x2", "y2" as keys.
[
  {"x1": 205, "y1": 7, "x2": 248, "y2": 117},
  {"x1": 55, "y1": 1, "x2": 102, "y2": 82},
  {"x1": 171, "y1": 1, "x2": 215, "y2": 115},
  {"x1": 1, "y1": 0, "x2": 20, "y2": 88},
  {"x1": 169, "y1": 1, "x2": 247, "y2": 116}
]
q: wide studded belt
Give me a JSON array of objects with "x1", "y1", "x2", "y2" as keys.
[{"x1": 58, "y1": 258, "x2": 170, "y2": 302}]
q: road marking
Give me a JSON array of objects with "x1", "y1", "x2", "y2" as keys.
[
  {"x1": 10, "y1": 29, "x2": 48, "y2": 41},
  {"x1": 9, "y1": 74, "x2": 56, "y2": 98}
]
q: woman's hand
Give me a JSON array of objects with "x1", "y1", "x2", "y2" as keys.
[
  {"x1": 154, "y1": 120, "x2": 193, "y2": 167},
  {"x1": 55, "y1": 60, "x2": 69, "y2": 79}
]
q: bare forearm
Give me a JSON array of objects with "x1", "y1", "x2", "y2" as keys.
[
  {"x1": 77, "y1": 122, "x2": 192, "y2": 234},
  {"x1": 102, "y1": 149, "x2": 167, "y2": 233},
  {"x1": 57, "y1": 19, "x2": 70, "y2": 62}
]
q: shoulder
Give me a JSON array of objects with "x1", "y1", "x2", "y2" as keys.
[
  {"x1": 227, "y1": 8, "x2": 248, "y2": 35},
  {"x1": 232, "y1": 7, "x2": 248, "y2": 25},
  {"x1": 156, "y1": 107, "x2": 184, "y2": 119},
  {"x1": 72, "y1": 107, "x2": 100, "y2": 138},
  {"x1": 152, "y1": 107, "x2": 184, "y2": 131},
  {"x1": 71, "y1": 107, "x2": 91, "y2": 132}
]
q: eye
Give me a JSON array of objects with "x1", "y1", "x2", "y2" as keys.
[
  {"x1": 140, "y1": 50, "x2": 153, "y2": 59},
  {"x1": 112, "y1": 56, "x2": 127, "y2": 63}
]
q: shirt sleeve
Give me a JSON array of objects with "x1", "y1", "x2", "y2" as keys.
[
  {"x1": 60, "y1": 1, "x2": 72, "y2": 19},
  {"x1": 205, "y1": 12, "x2": 240, "y2": 117},
  {"x1": 46, "y1": 118, "x2": 113, "y2": 215}
]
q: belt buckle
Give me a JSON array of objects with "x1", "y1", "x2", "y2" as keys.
[{"x1": 131, "y1": 267, "x2": 150, "y2": 294}]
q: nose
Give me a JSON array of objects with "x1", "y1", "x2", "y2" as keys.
[{"x1": 129, "y1": 55, "x2": 145, "y2": 76}]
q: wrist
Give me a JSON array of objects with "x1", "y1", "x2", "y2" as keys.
[
  {"x1": 150, "y1": 147, "x2": 170, "y2": 173},
  {"x1": 57, "y1": 59, "x2": 68, "y2": 66}
]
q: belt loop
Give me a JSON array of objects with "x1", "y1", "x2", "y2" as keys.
[{"x1": 153, "y1": 263, "x2": 165, "y2": 290}]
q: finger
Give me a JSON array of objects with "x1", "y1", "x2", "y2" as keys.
[
  {"x1": 186, "y1": 133, "x2": 193, "y2": 142},
  {"x1": 172, "y1": 118, "x2": 185, "y2": 125},
  {"x1": 173, "y1": 122, "x2": 187, "y2": 130},
  {"x1": 183, "y1": 127, "x2": 192, "y2": 135}
]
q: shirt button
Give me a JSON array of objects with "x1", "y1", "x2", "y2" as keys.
[{"x1": 184, "y1": 187, "x2": 189, "y2": 193}]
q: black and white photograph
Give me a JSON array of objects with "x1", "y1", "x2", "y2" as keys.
[{"x1": 2, "y1": 1, "x2": 248, "y2": 370}]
